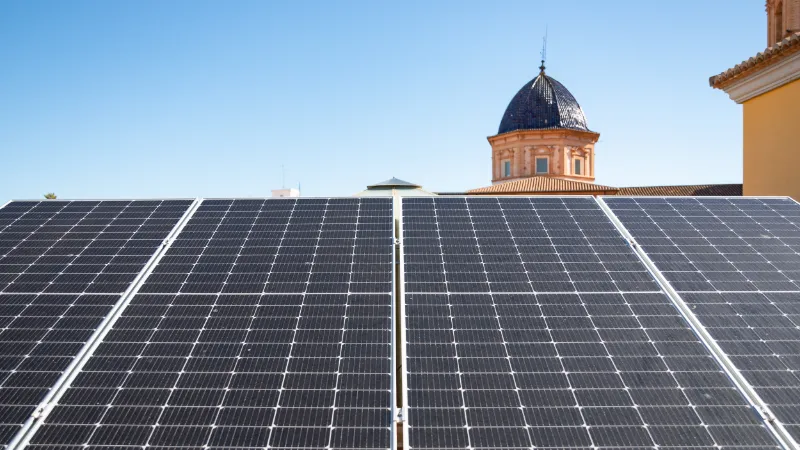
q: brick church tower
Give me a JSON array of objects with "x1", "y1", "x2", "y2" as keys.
[
  {"x1": 767, "y1": 0, "x2": 800, "y2": 46},
  {"x1": 488, "y1": 63, "x2": 600, "y2": 185}
]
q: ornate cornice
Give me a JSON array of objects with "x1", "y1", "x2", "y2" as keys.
[
  {"x1": 718, "y1": 49, "x2": 800, "y2": 103},
  {"x1": 487, "y1": 128, "x2": 600, "y2": 144},
  {"x1": 710, "y1": 32, "x2": 800, "y2": 95}
]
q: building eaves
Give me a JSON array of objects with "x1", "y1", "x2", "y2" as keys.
[{"x1": 710, "y1": 32, "x2": 800, "y2": 89}]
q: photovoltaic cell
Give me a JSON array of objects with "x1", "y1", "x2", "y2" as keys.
[
  {"x1": 0, "y1": 200, "x2": 192, "y2": 448},
  {"x1": 402, "y1": 196, "x2": 781, "y2": 450},
  {"x1": 605, "y1": 196, "x2": 800, "y2": 442},
  {"x1": 27, "y1": 198, "x2": 394, "y2": 450}
]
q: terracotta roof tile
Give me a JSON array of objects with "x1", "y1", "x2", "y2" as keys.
[
  {"x1": 615, "y1": 184, "x2": 743, "y2": 196},
  {"x1": 710, "y1": 32, "x2": 800, "y2": 88},
  {"x1": 467, "y1": 177, "x2": 618, "y2": 195},
  {"x1": 464, "y1": 179, "x2": 743, "y2": 197}
]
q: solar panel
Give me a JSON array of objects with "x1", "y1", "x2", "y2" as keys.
[
  {"x1": 401, "y1": 196, "x2": 782, "y2": 450},
  {"x1": 23, "y1": 198, "x2": 395, "y2": 450},
  {"x1": 604, "y1": 196, "x2": 800, "y2": 443},
  {"x1": 0, "y1": 199, "x2": 193, "y2": 448}
]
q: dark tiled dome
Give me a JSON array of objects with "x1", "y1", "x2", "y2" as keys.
[{"x1": 498, "y1": 69, "x2": 590, "y2": 134}]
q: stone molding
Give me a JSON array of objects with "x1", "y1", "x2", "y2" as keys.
[{"x1": 721, "y1": 50, "x2": 800, "y2": 103}]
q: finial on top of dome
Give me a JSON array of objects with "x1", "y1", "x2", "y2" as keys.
[{"x1": 539, "y1": 27, "x2": 547, "y2": 74}]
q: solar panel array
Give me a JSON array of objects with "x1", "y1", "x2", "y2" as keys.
[
  {"x1": 2, "y1": 194, "x2": 800, "y2": 450},
  {"x1": 402, "y1": 197, "x2": 781, "y2": 450},
  {"x1": 0, "y1": 200, "x2": 193, "y2": 448},
  {"x1": 25, "y1": 198, "x2": 395, "y2": 450},
  {"x1": 605, "y1": 196, "x2": 800, "y2": 442}
]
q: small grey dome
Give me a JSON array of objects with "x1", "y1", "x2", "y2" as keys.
[
  {"x1": 366, "y1": 177, "x2": 421, "y2": 189},
  {"x1": 498, "y1": 70, "x2": 590, "y2": 134}
]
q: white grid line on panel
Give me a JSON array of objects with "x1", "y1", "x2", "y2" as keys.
[
  {"x1": 548, "y1": 198, "x2": 669, "y2": 448},
  {"x1": 1, "y1": 201, "x2": 88, "y2": 293},
  {"x1": 140, "y1": 199, "x2": 239, "y2": 448},
  {"x1": 324, "y1": 199, "x2": 359, "y2": 449},
  {"x1": 265, "y1": 197, "x2": 309, "y2": 448},
  {"x1": 0, "y1": 200, "x2": 190, "y2": 296},
  {"x1": 477, "y1": 198, "x2": 542, "y2": 447},
  {"x1": 199, "y1": 200, "x2": 285, "y2": 447},
  {"x1": 431, "y1": 200, "x2": 473, "y2": 450}
]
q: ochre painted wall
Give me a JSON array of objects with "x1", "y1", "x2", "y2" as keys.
[{"x1": 743, "y1": 79, "x2": 800, "y2": 200}]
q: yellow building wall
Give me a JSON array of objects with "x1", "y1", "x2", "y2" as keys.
[{"x1": 743, "y1": 78, "x2": 800, "y2": 200}]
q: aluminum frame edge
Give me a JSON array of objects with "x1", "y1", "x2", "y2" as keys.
[
  {"x1": 396, "y1": 196, "x2": 410, "y2": 450},
  {"x1": 8, "y1": 197, "x2": 196, "y2": 202},
  {"x1": 390, "y1": 194, "x2": 399, "y2": 450}
]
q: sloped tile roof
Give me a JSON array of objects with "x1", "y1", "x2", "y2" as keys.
[
  {"x1": 616, "y1": 184, "x2": 743, "y2": 196},
  {"x1": 468, "y1": 177, "x2": 618, "y2": 195},
  {"x1": 710, "y1": 32, "x2": 800, "y2": 88},
  {"x1": 464, "y1": 178, "x2": 743, "y2": 197}
]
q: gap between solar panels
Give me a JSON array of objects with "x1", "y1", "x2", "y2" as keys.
[
  {"x1": 3, "y1": 198, "x2": 202, "y2": 450},
  {"x1": 598, "y1": 196, "x2": 800, "y2": 449},
  {"x1": 393, "y1": 195, "x2": 408, "y2": 450}
]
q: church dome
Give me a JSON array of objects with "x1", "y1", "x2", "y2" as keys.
[{"x1": 498, "y1": 67, "x2": 590, "y2": 134}]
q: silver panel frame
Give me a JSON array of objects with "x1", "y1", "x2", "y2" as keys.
[
  {"x1": 595, "y1": 196, "x2": 798, "y2": 450},
  {"x1": 8, "y1": 197, "x2": 196, "y2": 202},
  {"x1": 390, "y1": 196, "x2": 398, "y2": 450},
  {"x1": 6, "y1": 197, "x2": 204, "y2": 450},
  {"x1": 602, "y1": 196, "x2": 792, "y2": 199},
  {"x1": 396, "y1": 195, "x2": 409, "y2": 450}
]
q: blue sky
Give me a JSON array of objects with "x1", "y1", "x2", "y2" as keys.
[{"x1": 0, "y1": 0, "x2": 766, "y2": 202}]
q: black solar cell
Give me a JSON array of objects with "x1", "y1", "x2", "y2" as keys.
[
  {"x1": 605, "y1": 196, "x2": 800, "y2": 443},
  {"x1": 0, "y1": 200, "x2": 193, "y2": 449},
  {"x1": 402, "y1": 197, "x2": 781, "y2": 450},
  {"x1": 24, "y1": 198, "x2": 395, "y2": 450}
]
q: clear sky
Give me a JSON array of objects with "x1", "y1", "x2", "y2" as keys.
[{"x1": 0, "y1": 0, "x2": 767, "y2": 202}]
